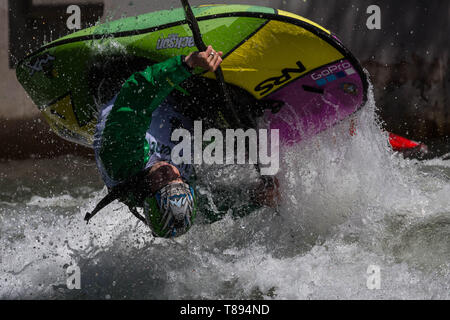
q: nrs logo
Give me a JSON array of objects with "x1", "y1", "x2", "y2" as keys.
[
  {"x1": 255, "y1": 61, "x2": 307, "y2": 96},
  {"x1": 311, "y1": 62, "x2": 353, "y2": 81}
]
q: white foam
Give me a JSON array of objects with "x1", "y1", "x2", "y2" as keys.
[{"x1": 0, "y1": 85, "x2": 449, "y2": 299}]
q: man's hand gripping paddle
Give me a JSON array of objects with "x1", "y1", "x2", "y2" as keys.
[{"x1": 180, "y1": 0, "x2": 243, "y2": 128}]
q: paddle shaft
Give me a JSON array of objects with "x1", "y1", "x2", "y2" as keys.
[{"x1": 180, "y1": 0, "x2": 242, "y2": 127}]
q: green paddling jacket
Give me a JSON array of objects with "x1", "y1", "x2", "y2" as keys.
[{"x1": 97, "y1": 55, "x2": 192, "y2": 184}]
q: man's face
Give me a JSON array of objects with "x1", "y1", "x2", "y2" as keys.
[{"x1": 147, "y1": 161, "x2": 182, "y2": 194}]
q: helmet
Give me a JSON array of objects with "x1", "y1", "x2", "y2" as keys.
[
  {"x1": 143, "y1": 182, "x2": 196, "y2": 238},
  {"x1": 84, "y1": 167, "x2": 197, "y2": 238}
]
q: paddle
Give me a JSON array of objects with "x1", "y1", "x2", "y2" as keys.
[
  {"x1": 179, "y1": 1, "x2": 280, "y2": 211},
  {"x1": 180, "y1": 0, "x2": 242, "y2": 128}
]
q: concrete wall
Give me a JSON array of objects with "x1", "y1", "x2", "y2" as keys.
[
  {"x1": 1, "y1": 0, "x2": 448, "y2": 159},
  {"x1": 0, "y1": 0, "x2": 37, "y2": 119},
  {"x1": 1, "y1": 0, "x2": 104, "y2": 158}
]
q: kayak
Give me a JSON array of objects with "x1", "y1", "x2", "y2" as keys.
[
  {"x1": 16, "y1": 4, "x2": 367, "y2": 147},
  {"x1": 389, "y1": 132, "x2": 428, "y2": 155}
]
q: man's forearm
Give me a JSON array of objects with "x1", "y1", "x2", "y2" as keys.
[{"x1": 100, "y1": 56, "x2": 193, "y2": 182}]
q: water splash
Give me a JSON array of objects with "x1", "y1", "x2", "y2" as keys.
[{"x1": 0, "y1": 84, "x2": 449, "y2": 299}]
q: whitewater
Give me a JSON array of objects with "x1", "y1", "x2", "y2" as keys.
[{"x1": 0, "y1": 84, "x2": 449, "y2": 299}]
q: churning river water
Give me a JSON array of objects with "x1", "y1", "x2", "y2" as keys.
[{"x1": 0, "y1": 86, "x2": 449, "y2": 299}]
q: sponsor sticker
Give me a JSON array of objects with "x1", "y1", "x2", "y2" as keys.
[
  {"x1": 156, "y1": 34, "x2": 195, "y2": 50},
  {"x1": 24, "y1": 53, "x2": 55, "y2": 76},
  {"x1": 313, "y1": 62, "x2": 356, "y2": 86},
  {"x1": 340, "y1": 82, "x2": 359, "y2": 95}
]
